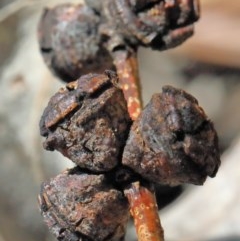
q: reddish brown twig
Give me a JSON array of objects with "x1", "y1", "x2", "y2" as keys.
[
  {"x1": 113, "y1": 49, "x2": 142, "y2": 120},
  {"x1": 113, "y1": 49, "x2": 165, "y2": 240},
  {"x1": 125, "y1": 182, "x2": 164, "y2": 241},
  {"x1": 112, "y1": 47, "x2": 165, "y2": 241}
]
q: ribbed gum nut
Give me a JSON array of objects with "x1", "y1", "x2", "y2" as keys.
[
  {"x1": 122, "y1": 85, "x2": 221, "y2": 186},
  {"x1": 103, "y1": 0, "x2": 199, "y2": 50},
  {"x1": 38, "y1": 4, "x2": 113, "y2": 82},
  {"x1": 39, "y1": 71, "x2": 131, "y2": 172},
  {"x1": 38, "y1": 168, "x2": 129, "y2": 241},
  {"x1": 165, "y1": 0, "x2": 200, "y2": 25},
  {"x1": 130, "y1": 0, "x2": 200, "y2": 29}
]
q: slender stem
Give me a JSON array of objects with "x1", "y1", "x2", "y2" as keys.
[
  {"x1": 124, "y1": 182, "x2": 165, "y2": 241},
  {"x1": 113, "y1": 49, "x2": 164, "y2": 241},
  {"x1": 112, "y1": 49, "x2": 142, "y2": 120}
]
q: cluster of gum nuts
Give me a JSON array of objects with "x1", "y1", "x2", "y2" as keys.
[
  {"x1": 38, "y1": 71, "x2": 220, "y2": 241},
  {"x1": 37, "y1": 1, "x2": 220, "y2": 241}
]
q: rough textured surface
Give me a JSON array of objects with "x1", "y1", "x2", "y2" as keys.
[
  {"x1": 40, "y1": 71, "x2": 131, "y2": 172},
  {"x1": 39, "y1": 167, "x2": 129, "y2": 241},
  {"x1": 0, "y1": 1, "x2": 240, "y2": 241},
  {"x1": 102, "y1": 0, "x2": 199, "y2": 51},
  {"x1": 38, "y1": 3, "x2": 113, "y2": 82},
  {"x1": 159, "y1": 135, "x2": 240, "y2": 240},
  {"x1": 123, "y1": 85, "x2": 220, "y2": 185}
]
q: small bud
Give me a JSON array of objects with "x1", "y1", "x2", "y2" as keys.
[{"x1": 122, "y1": 85, "x2": 221, "y2": 186}]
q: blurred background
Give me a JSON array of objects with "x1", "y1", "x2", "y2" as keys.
[{"x1": 0, "y1": 0, "x2": 239, "y2": 241}]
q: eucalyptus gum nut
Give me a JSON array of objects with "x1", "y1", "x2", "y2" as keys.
[
  {"x1": 40, "y1": 72, "x2": 131, "y2": 172},
  {"x1": 38, "y1": 4, "x2": 113, "y2": 82},
  {"x1": 102, "y1": 0, "x2": 199, "y2": 51},
  {"x1": 122, "y1": 85, "x2": 221, "y2": 186},
  {"x1": 38, "y1": 168, "x2": 129, "y2": 241}
]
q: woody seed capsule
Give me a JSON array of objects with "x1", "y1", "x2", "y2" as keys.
[
  {"x1": 39, "y1": 167, "x2": 129, "y2": 241},
  {"x1": 39, "y1": 71, "x2": 131, "y2": 172},
  {"x1": 122, "y1": 85, "x2": 221, "y2": 185},
  {"x1": 102, "y1": 0, "x2": 200, "y2": 51},
  {"x1": 38, "y1": 4, "x2": 113, "y2": 82}
]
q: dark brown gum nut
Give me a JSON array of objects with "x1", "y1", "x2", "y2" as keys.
[
  {"x1": 39, "y1": 71, "x2": 132, "y2": 172},
  {"x1": 38, "y1": 4, "x2": 114, "y2": 82},
  {"x1": 163, "y1": 0, "x2": 200, "y2": 26},
  {"x1": 38, "y1": 168, "x2": 129, "y2": 241},
  {"x1": 122, "y1": 85, "x2": 221, "y2": 186},
  {"x1": 103, "y1": 0, "x2": 199, "y2": 51}
]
